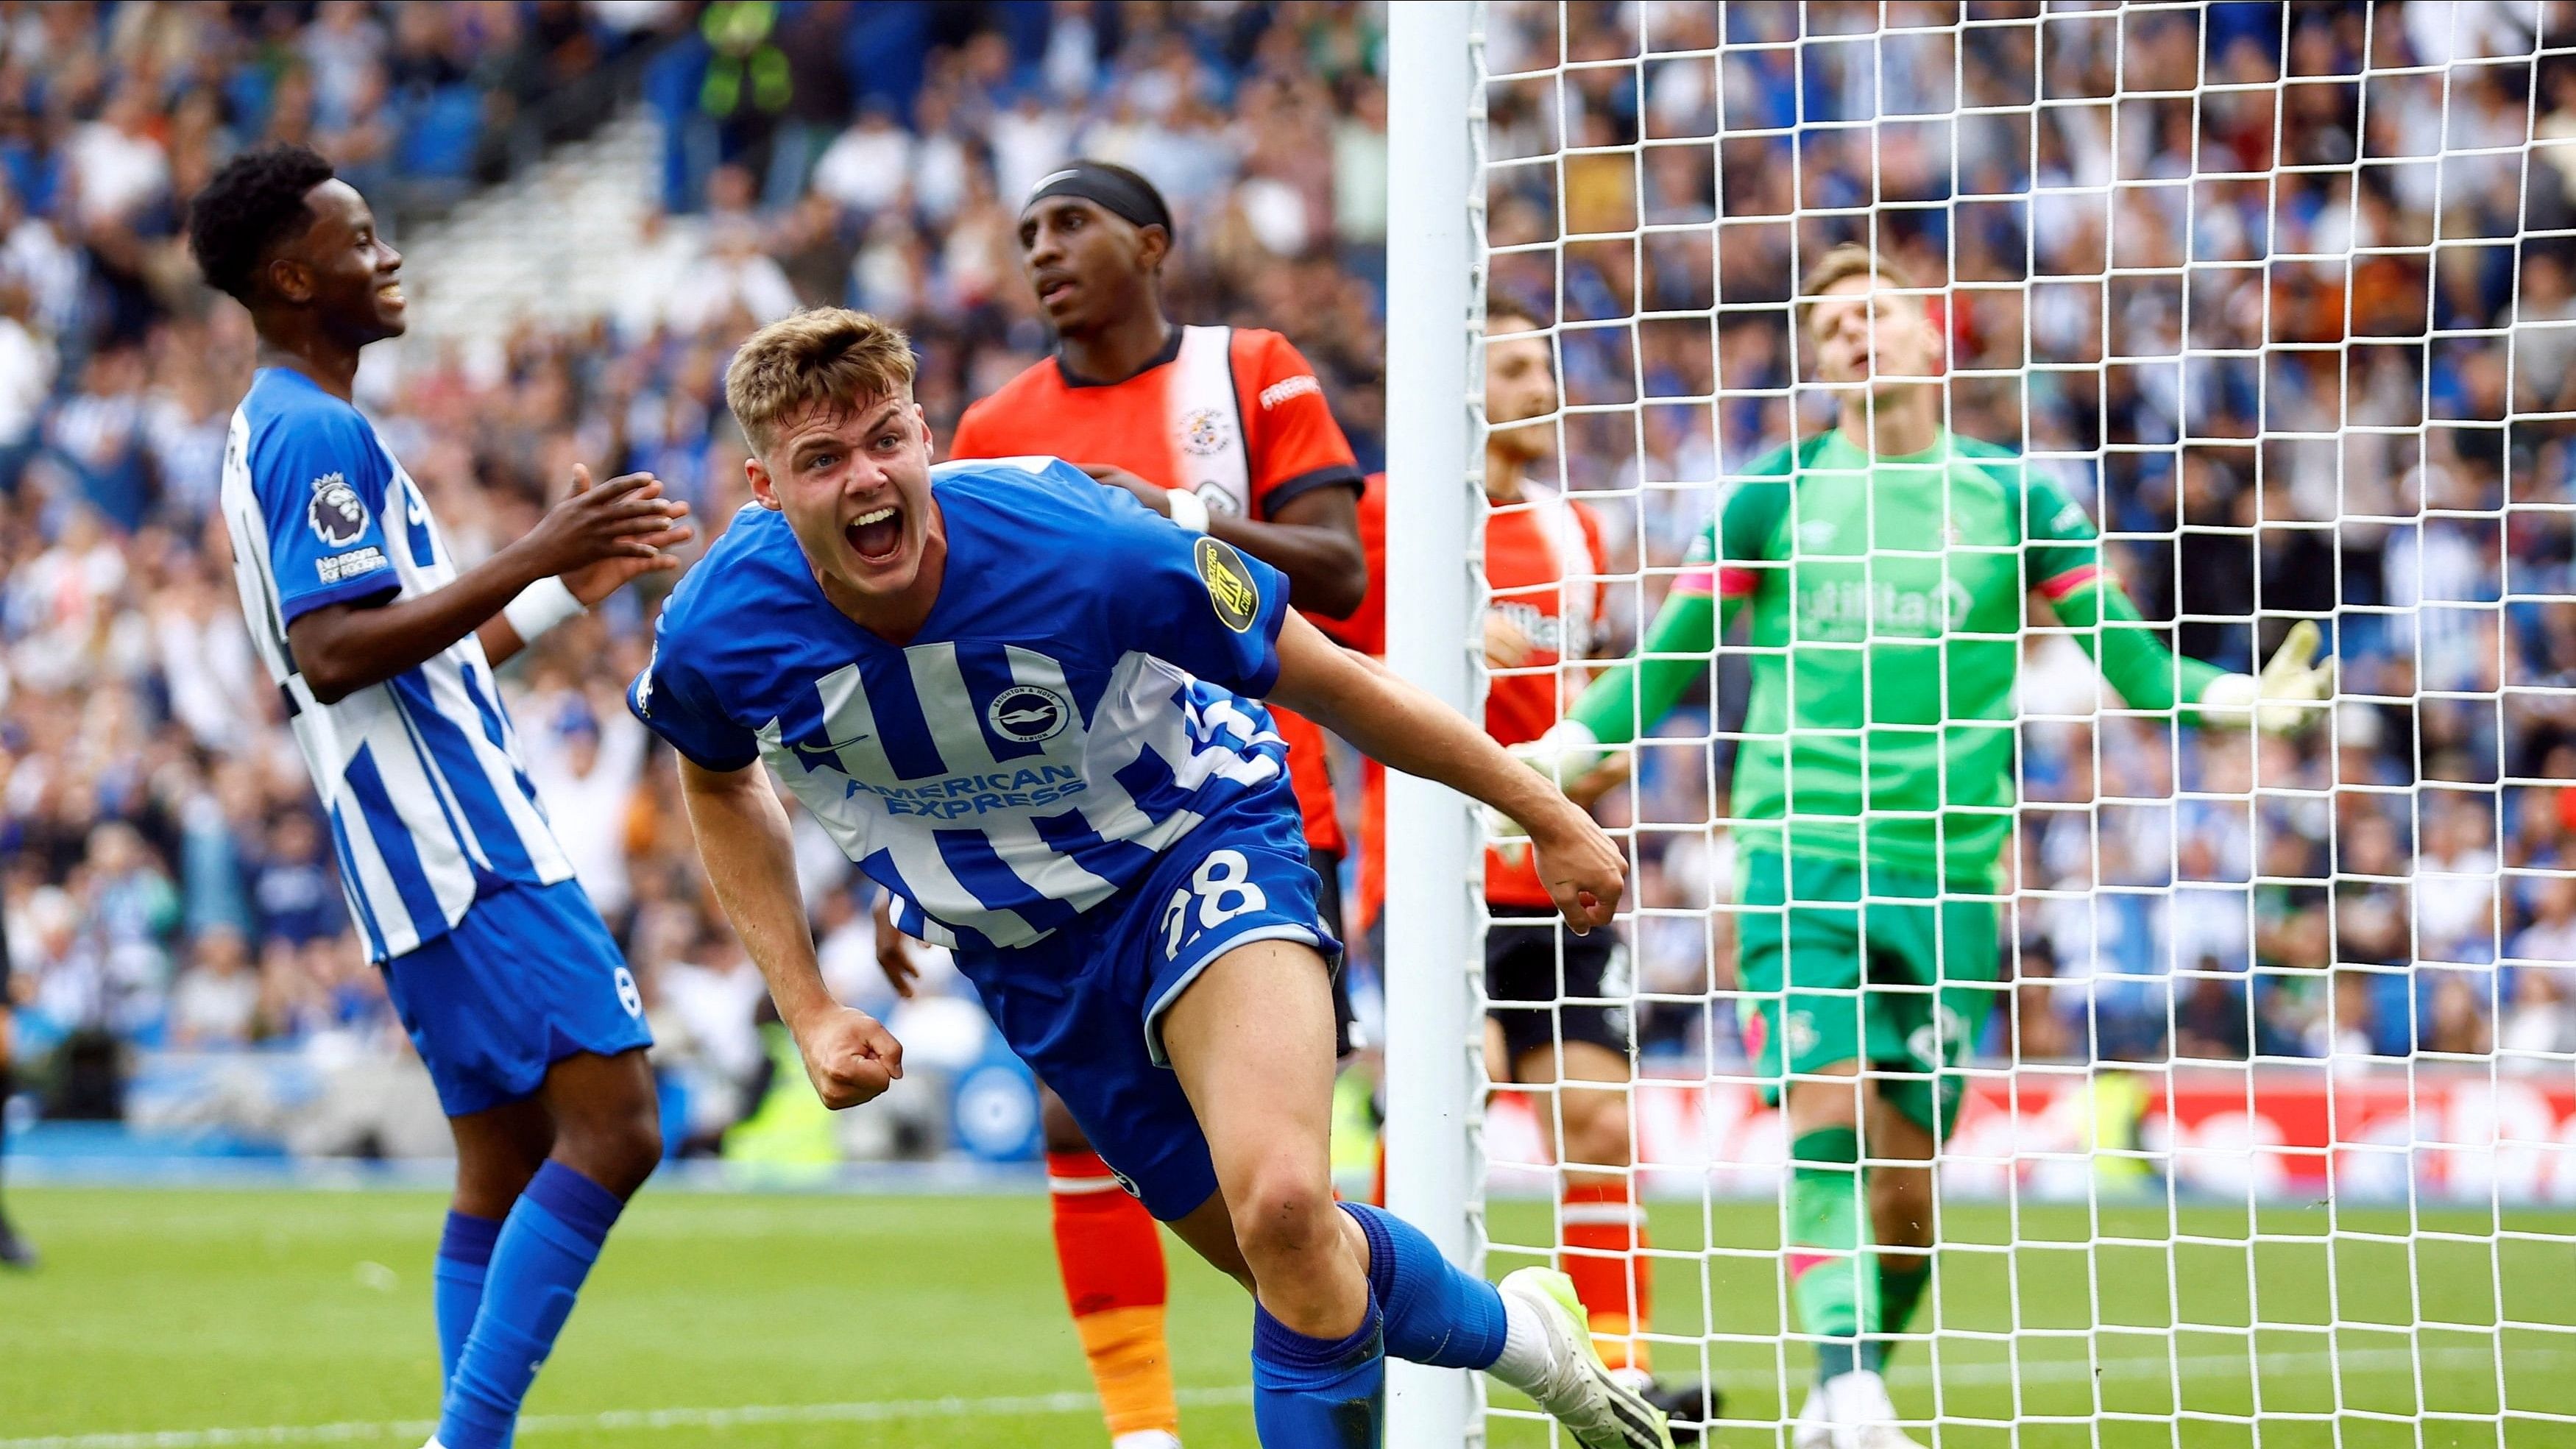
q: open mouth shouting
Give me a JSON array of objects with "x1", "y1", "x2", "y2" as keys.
[{"x1": 847, "y1": 503, "x2": 905, "y2": 565}]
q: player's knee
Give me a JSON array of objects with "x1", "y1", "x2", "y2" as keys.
[
  {"x1": 1225, "y1": 1156, "x2": 1340, "y2": 1266},
  {"x1": 453, "y1": 1138, "x2": 551, "y2": 1214},
  {"x1": 556, "y1": 1087, "x2": 663, "y2": 1197}
]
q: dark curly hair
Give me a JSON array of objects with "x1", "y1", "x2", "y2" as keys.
[{"x1": 186, "y1": 144, "x2": 336, "y2": 303}]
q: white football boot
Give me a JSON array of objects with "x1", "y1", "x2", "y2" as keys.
[
  {"x1": 1496, "y1": 1267, "x2": 1676, "y2": 1449},
  {"x1": 1821, "y1": 1368, "x2": 1927, "y2": 1449}
]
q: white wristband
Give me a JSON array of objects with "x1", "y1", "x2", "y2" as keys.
[
  {"x1": 501, "y1": 575, "x2": 584, "y2": 643},
  {"x1": 1515, "y1": 718, "x2": 1605, "y2": 785},
  {"x1": 1164, "y1": 486, "x2": 1211, "y2": 534},
  {"x1": 2197, "y1": 672, "x2": 2258, "y2": 729}
]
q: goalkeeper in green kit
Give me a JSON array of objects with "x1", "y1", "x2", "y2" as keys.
[{"x1": 1511, "y1": 246, "x2": 2329, "y2": 1449}]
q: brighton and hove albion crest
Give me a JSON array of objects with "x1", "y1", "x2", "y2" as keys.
[
  {"x1": 987, "y1": 684, "x2": 1071, "y2": 743},
  {"x1": 307, "y1": 472, "x2": 370, "y2": 547}
]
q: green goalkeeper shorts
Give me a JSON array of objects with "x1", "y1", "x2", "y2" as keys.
[{"x1": 1734, "y1": 849, "x2": 2006, "y2": 1137}]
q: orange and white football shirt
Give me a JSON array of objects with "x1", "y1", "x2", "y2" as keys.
[
  {"x1": 949, "y1": 326, "x2": 1365, "y2": 856},
  {"x1": 1354, "y1": 477, "x2": 1608, "y2": 918}
]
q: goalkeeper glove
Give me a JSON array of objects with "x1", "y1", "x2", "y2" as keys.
[
  {"x1": 1512, "y1": 719, "x2": 1605, "y2": 786},
  {"x1": 1484, "y1": 720, "x2": 1607, "y2": 860},
  {"x1": 2198, "y1": 619, "x2": 2332, "y2": 734}
]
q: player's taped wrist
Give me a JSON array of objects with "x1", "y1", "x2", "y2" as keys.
[
  {"x1": 502, "y1": 575, "x2": 585, "y2": 643},
  {"x1": 1163, "y1": 486, "x2": 1210, "y2": 534}
]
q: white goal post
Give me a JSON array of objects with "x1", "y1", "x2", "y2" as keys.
[
  {"x1": 1382, "y1": 3, "x2": 2576, "y2": 1446},
  {"x1": 1383, "y1": 2, "x2": 1489, "y2": 1443}
]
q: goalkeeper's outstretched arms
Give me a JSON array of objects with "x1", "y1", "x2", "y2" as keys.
[{"x1": 2020, "y1": 473, "x2": 2332, "y2": 734}]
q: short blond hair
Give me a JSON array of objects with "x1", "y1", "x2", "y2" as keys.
[
  {"x1": 724, "y1": 308, "x2": 919, "y2": 456},
  {"x1": 1797, "y1": 244, "x2": 1918, "y2": 338}
]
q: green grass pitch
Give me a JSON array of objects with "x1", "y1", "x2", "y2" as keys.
[{"x1": 1, "y1": 1188, "x2": 2572, "y2": 1447}]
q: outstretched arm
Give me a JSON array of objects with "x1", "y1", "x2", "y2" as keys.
[
  {"x1": 1534, "y1": 478, "x2": 1787, "y2": 793},
  {"x1": 676, "y1": 757, "x2": 903, "y2": 1108},
  {"x1": 291, "y1": 468, "x2": 690, "y2": 701},
  {"x1": 2024, "y1": 478, "x2": 2328, "y2": 733},
  {"x1": 2039, "y1": 570, "x2": 2231, "y2": 716},
  {"x1": 1540, "y1": 583, "x2": 1739, "y2": 805},
  {"x1": 1264, "y1": 611, "x2": 1625, "y2": 931}
]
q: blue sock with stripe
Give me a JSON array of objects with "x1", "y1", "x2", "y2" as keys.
[
  {"x1": 438, "y1": 1163, "x2": 625, "y2": 1449},
  {"x1": 1250, "y1": 1299, "x2": 1384, "y2": 1448},
  {"x1": 432, "y1": 1211, "x2": 503, "y2": 1390},
  {"x1": 1339, "y1": 1201, "x2": 1509, "y2": 1370}
]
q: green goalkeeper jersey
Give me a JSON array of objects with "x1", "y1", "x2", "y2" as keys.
[{"x1": 1570, "y1": 427, "x2": 2226, "y2": 887}]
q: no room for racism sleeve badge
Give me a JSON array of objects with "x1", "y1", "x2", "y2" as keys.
[{"x1": 1196, "y1": 536, "x2": 1261, "y2": 634}]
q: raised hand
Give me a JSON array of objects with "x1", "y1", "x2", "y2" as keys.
[
  {"x1": 2254, "y1": 619, "x2": 2332, "y2": 733},
  {"x1": 523, "y1": 465, "x2": 693, "y2": 591},
  {"x1": 2202, "y1": 619, "x2": 2332, "y2": 734}
]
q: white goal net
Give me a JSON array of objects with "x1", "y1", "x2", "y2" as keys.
[{"x1": 1387, "y1": 2, "x2": 2576, "y2": 1445}]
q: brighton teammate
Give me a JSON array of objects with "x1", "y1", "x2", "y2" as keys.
[
  {"x1": 633, "y1": 308, "x2": 1671, "y2": 1449},
  {"x1": 1518, "y1": 246, "x2": 2327, "y2": 1448},
  {"x1": 190, "y1": 145, "x2": 690, "y2": 1449},
  {"x1": 947, "y1": 160, "x2": 1367, "y2": 1449}
]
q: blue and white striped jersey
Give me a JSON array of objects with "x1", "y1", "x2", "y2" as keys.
[
  {"x1": 222, "y1": 367, "x2": 573, "y2": 961},
  {"x1": 630, "y1": 456, "x2": 1293, "y2": 952}
]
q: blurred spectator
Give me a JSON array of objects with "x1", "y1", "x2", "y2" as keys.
[
  {"x1": 809, "y1": 101, "x2": 912, "y2": 216},
  {"x1": 252, "y1": 814, "x2": 339, "y2": 949},
  {"x1": 166, "y1": 924, "x2": 257, "y2": 1048},
  {"x1": 664, "y1": 214, "x2": 799, "y2": 333},
  {"x1": 520, "y1": 676, "x2": 648, "y2": 925}
]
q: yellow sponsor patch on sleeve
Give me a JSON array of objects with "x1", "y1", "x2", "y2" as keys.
[{"x1": 1195, "y1": 536, "x2": 1261, "y2": 634}]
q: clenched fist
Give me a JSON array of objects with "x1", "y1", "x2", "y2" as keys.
[
  {"x1": 1530, "y1": 809, "x2": 1627, "y2": 935},
  {"x1": 790, "y1": 1005, "x2": 905, "y2": 1110}
]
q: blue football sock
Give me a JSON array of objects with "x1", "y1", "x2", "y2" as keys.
[
  {"x1": 432, "y1": 1210, "x2": 503, "y2": 1389},
  {"x1": 438, "y1": 1163, "x2": 625, "y2": 1449},
  {"x1": 1250, "y1": 1299, "x2": 1384, "y2": 1448},
  {"x1": 1339, "y1": 1202, "x2": 1508, "y2": 1370}
]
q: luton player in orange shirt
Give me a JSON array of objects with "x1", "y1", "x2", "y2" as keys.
[
  {"x1": 1351, "y1": 308, "x2": 1713, "y2": 1439},
  {"x1": 942, "y1": 161, "x2": 1367, "y2": 1449}
]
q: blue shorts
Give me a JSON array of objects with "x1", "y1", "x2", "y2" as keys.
[
  {"x1": 381, "y1": 878, "x2": 654, "y2": 1118},
  {"x1": 955, "y1": 782, "x2": 1342, "y2": 1221}
]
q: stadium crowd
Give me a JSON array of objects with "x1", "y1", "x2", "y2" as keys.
[{"x1": 0, "y1": 1, "x2": 2567, "y2": 1150}]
